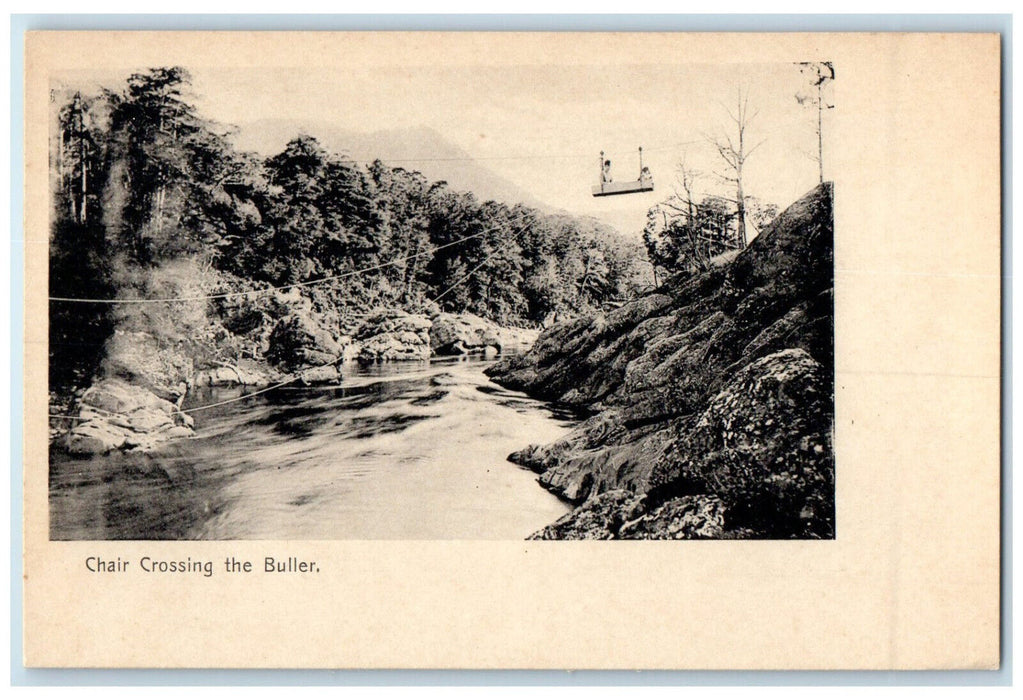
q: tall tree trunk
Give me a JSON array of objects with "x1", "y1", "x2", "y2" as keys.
[
  {"x1": 79, "y1": 136, "x2": 88, "y2": 224},
  {"x1": 156, "y1": 184, "x2": 165, "y2": 237},
  {"x1": 736, "y1": 171, "x2": 746, "y2": 248},
  {"x1": 403, "y1": 234, "x2": 420, "y2": 304}
]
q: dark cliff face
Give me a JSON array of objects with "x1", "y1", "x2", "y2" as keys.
[{"x1": 487, "y1": 183, "x2": 834, "y2": 539}]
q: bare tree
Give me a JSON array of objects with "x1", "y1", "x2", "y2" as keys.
[
  {"x1": 643, "y1": 154, "x2": 744, "y2": 278},
  {"x1": 710, "y1": 87, "x2": 765, "y2": 248},
  {"x1": 661, "y1": 157, "x2": 724, "y2": 266},
  {"x1": 663, "y1": 154, "x2": 701, "y2": 224},
  {"x1": 796, "y1": 61, "x2": 835, "y2": 184}
]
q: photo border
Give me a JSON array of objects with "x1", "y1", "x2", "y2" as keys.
[{"x1": 9, "y1": 12, "x2": 1012, "y2": 686}]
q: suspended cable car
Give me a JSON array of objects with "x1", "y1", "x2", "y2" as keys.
[{"x1": 591, "y1": 146, "x2": 654, "y2": 197}]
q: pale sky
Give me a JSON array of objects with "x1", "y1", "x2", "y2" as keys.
[{"x1": 70, "y1": 62, "x2": 834, "y2": 236}]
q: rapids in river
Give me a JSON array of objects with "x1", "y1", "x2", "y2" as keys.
[{"x1": 49, "y1": 358, "x2": 576, "y2": 540}]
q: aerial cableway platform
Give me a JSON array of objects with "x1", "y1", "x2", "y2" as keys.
[
  {"x1": 591, "y1": 178, "x2": 654, "y2": 197},
  {"x1": 591, "y1": 146, "x2": 654, "y2": 197}
]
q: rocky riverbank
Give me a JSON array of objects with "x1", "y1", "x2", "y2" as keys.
[
  {"x1": 487, "y1": 183, "x2": 835, "y2": 539},
  {"x1": 58, "y1": 305, "x2": 539, "y2": 456},
  {"x1": 65, "y1": 378, "x2": 195, "y2": 455}
]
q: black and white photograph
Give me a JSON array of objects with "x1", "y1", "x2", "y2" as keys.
[
  {"x1": 46, "y1": 57, "x2": 835, "y2": 541},
  {"x1": 20, "y1": 27, "x2": 1003, "y2": 673}
]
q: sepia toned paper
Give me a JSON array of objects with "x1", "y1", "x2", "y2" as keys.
[{"x1": 22, "y1": 31, "x2": 1001, "y2": 669}]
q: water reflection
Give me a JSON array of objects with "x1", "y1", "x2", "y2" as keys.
[{"x1": 50, "y1": 358, "x2": 577, "y2": 540}]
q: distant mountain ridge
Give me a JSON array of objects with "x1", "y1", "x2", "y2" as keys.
[{"x1": 231, "y1": 120, "x2": 552, "y2": 211}]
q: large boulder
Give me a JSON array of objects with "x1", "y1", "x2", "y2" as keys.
[
  {"x1": 66, "y1": 378, "x2": 194, "y2": 456},
  {"x1": 297, "y1": 365, "x2": 343, "y2": 384},
  {"x1": 193, "y1": 358, "x2": 280, "y2": 387},
  {"x1": 650, "y1": 348, "x2": 834, "y2": 538},
  {"x1": 355, "y1": 310, "x2": 432, "y2": 362},
  {"x1": 266, "y1": 312, "x2": 343, "y2": 370},
  {"x1": 100, "y1": 331, "x2": 194, "y2": 401},
  {"x1": 430, "y1": 312, "x2": 539, "y2": 356}
]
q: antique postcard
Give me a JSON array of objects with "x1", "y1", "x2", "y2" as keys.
[{"x1": 22, "y1": 31, "x2": 1001, "y2": 669}]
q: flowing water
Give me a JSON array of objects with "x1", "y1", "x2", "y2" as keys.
[{"x1": 49, "y1": 358, "x2": 577, "y2": 540}]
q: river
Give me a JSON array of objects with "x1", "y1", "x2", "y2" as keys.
[{"x1": 49, "y1": 358, "x2": 577, "y2": 540}]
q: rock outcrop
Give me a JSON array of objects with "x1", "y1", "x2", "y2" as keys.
[
  {"x1": 267, "y1": 312, "x2": 343, "y2": 368},
  {"x1": 99, "y1": 330, "x2": 194, "y2": 402},
  {"x1": 528, "y1": 491, "x2": 727, "y2": 540},
  {"x1": 355, "y1": 310, "x2": 433, "y2": 362},
  {"x1": 430, "y1": 312, "x2": 539, "y2": 356},
  {"x1": 66, "y1": 378, "x2": 194, "y2": 455},
  {"x1": 266, "y1": 312, "x2": 345, "y2": 383},
  {"x1": 488, "y1": 183, "x2": 835, "y2": 539},
  {"x1": 193, "y1": 358, "x2": 280, "y2": 387},
  {"x1": 55, "y1": 299, "x2": 547, "y2": 455}
]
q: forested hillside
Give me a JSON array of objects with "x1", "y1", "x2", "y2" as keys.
[{"x1": 49, "y1": 67, "x2": 649, "y2": 401}]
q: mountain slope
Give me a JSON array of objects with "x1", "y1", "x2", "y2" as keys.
[
  {"x1": 486, "y1": 183, "x2": 835, "y2": 539},
  {"x1": 232, "y1": 120, "x2": 549, "y2": 209}
]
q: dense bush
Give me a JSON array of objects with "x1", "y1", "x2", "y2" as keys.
[{"x1": 49, "y1": 67, "x2": 649, "y2": 394}]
